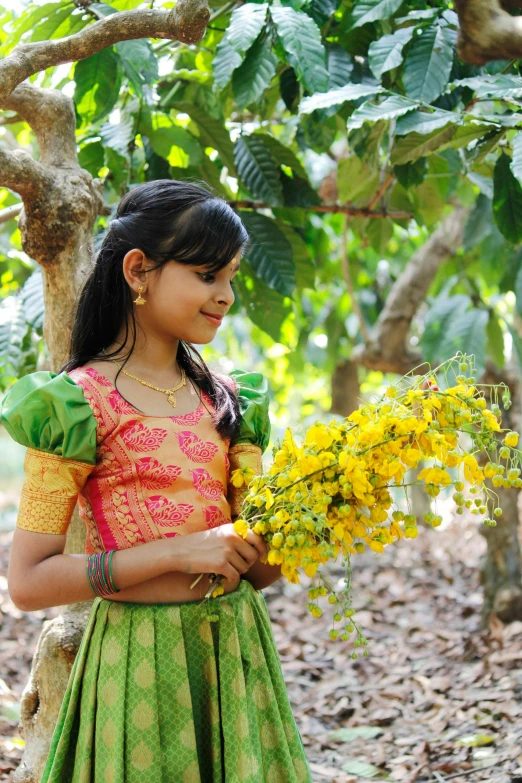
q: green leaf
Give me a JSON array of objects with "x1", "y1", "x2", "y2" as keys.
[
  {"x1": 239, "y1": 212, "x2": 296, "y2": 296},
  {"x1": 486, "y1": 313, "x2": 505, "y2": 369},
  {"x1": 78, "y1": 140, "x2": 104, "y2": 177},
  {"x1": 515, "y1": 265, "x2": 522, "y2": 319},
  {"x1": 421, "y1": 292, "x2": 469, "y2": 361},
  {"x1": 8, "y1": 2, "x2": 70, "y2": 45},
  {"x1": 213, "y1": 4, "x2": 269, "y2": 91},
  {"x1": 403, "y1": 23, "x2": 454, "y2": 104},
  {"x1": 327, "y1": 44, "x2": 353, "y2": 89},
  {"x1": 396, "y1": 8, "x2": 438, "y2": 23},
  {"x1": 368, "y1": 26, "x2": 415, "y2": 79},
  {"x1": 277, "y1": 222, "x2": 316, "y2": 289},
  {"x1": 74, "y1": 48, "x2": 122, "y2": 123},
  {"x1": 395, "y1": 108, "x2": 457, "y2": 136},
  {"x1": 0, "y1": 297, "x2": 34, "y2": 389},
  {"x1": 232, "y1": 35, "x2": 277, "y2": 108},
  {"x1": 271, "y1": 6, "x2": 329, "y2": 94},
  {"x1": 352, "y1": 0, "x2": 404, "y2": 28},
  {"x1": 280, "y1": 171, "x2": 321, "y2": 207},
  {"x1": 463, "y1": 194, "x2": 493, "y2": 251},
  {"x1": 99, "y1": 113, "x2": 135, "y2": 157},
  {"x1": 115, "y1": 39, "x2": 158, "y2": 95},
  {"x1": 139, "y1": 112, "x2": 202, "y2": 167},
  {"x1": 338, "y1": 157, "x2": 379, "y2": 203},
  {"x1": 348, "y1": 94, "x2": 419, "y2": 129},
  {"x1": 394, "y1": 158, "x2": 427, "y2": 189},
  {"x1": 30, "y1": 3, "x2": 76, "y2": 41},
  {"x1": 299, "y1": 83, "x2": 382, "y2": 114},
  {"x1": 442, "y1": 309, "x2": 489, "y2": 378},
  {"x1": 367, "y1": 218, "x2": 393, "y2": 253},
  {"x1": 510, "y1": 131, "x2": 522, "y2": 185},
  {"x1": 390, "y1": 125, "x2": 456, "y2": 165},
  {"x1": 253, "y1": 133, "x2": 309, "y2": 181},
  {"x1": 21, "y1": 268, "x2": 44, "y2": 334},
  {"x1": 493, "y1": 153, "x2": 522, "y2": 244},
  {"x1": 169, "y1": 102, "x2": 236, "y2": 176},
  {"x1": 342, "y1": 758, "x2": 389, "y2": 778},
  {"x1": 330, "y1": 726, "x2": 383, "y2": 742},
  {"x1": 236, "y1": 263, "x2": 292, "y2": 342},
  {"x1": 234, "y1": 134, "x2": 283, "y2": 206},
  {"x1": 453, "y1": 74, "x2": 522, "y2": 100}
]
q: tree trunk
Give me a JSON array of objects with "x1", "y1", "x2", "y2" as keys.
[
  {"x1": 478, "y1": 360, "x2": 522, "y2": 624},
  {"x1": 330, "y1": 359, "x2": 360, "y2": 418}
]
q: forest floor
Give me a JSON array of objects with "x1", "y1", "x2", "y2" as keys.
[{"x1": 1, "y1": 514, "x2": 522, "y2": 782}]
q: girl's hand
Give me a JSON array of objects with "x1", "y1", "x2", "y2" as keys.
[{"x1": 171, "y1": 523, "x2": 267, "y2": 582}]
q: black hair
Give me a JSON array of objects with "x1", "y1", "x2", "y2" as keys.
[{"x1": 60, "y1": 179, "x2": 250, "y2": 441}]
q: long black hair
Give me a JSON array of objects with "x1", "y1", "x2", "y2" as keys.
[{"x1": 60, "y1": 179, "x2": 250, "y2": 442}]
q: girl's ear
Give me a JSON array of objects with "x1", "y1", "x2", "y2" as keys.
[{"x1": 122, "y1": 249, "x2": 150, "y2": 289}]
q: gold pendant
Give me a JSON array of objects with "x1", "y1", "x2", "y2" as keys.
[{"x1": 167, "y1": 394, "x2": 177, "y2": 408}]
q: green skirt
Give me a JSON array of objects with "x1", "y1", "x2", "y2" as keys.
[{"x1": 40, "y1": 578, "x2": 312, "y2": 782}]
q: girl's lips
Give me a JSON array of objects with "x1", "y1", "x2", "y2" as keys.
[{"x1": 201, "y1": 312, "x2": 223, "y2": 326}]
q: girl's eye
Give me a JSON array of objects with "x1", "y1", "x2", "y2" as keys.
[{"x1": 199, "y1": 273, "x2": 237, "y2": 288}]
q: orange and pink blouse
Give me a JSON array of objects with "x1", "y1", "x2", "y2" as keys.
[{"x1": 0, "y1": 365, "x2": 271, "y2": 554}]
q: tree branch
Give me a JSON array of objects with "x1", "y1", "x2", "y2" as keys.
[
  {"x1": 455, "y1": 0, "x2": 522, "y2": 65},
  {"x1": 0, "y1": 148, "x2": 51, "y2": 199},
  {"x1": 0, "y1": 204, "x2": 23, "y2": 224},
  {"x1": 228, "y1": 200, "x2": 412, "y2": 219},
  {"x1": 340, "y1": 214, "x2": 371, "y2": 345},
  {"x1": 0, "y1": 0, "x2": 210, "y2": 102},
  {"x1": 352, "y1": 206, "x2": 468, "y2": 375},
  {"x1": 2, "y1": 84, "x2": 77, "y2": 166}
]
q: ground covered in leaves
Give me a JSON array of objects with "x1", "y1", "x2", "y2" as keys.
[{"x1": 1, "y1": 514, "x2": 522, "y2": 782}]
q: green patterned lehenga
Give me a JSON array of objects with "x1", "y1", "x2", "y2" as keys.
[{"x1": 1, "y1": 367, "x2": 313, "y2": 783}]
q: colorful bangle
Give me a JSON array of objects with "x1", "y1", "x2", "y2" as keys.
[{"x1": 86, "y1": 551, "x2": 120, "y2": 597}]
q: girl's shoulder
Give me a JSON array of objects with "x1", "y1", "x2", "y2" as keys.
[
  {"x1": 222, "y1": 367, "x2": 272, "y2": 455},
  {"x1": 0, "y1": 369, "x2": 97, "y2": 465}
]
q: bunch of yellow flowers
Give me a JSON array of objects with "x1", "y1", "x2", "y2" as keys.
[{"x1": 228, "y1": 353, "x2": 521, "y2": 652}]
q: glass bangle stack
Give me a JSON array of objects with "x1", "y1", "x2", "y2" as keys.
[{"x1": 86, "y1": 550, "x2": 120, "y2": 597}]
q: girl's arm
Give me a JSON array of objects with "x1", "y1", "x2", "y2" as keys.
[{"x1": 8, "y1": 528, "x2": 181, "y2": 612}]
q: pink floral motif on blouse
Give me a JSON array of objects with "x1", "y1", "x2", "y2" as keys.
[
  {"x1": 135, "y1": 457, "x2": 182, "y2": 489},
  {"x1": 224, "y1": 451, "x2": 230, "y2": 481},
  {"x1": 83, "y1": 367, "x2": 113, "y2": 387},
  {"x1": 204, "y1": 505, "x2": 230, "y2": 529},
  {"x1": 122, "y1": 420, "x2": 168, "y2": 453},
  {"x1": 144, "y1": 496, "x2": 195, "y2": 526},
  {"x1": 176, "y1": 431, "x2": 219, "y2": 463},
  {"x1": 191, "y1": 468, "x2": 224, "y2": 501},
  {"x1": 170, "y1": 404, "x2": 206, "y2": 426},
  {"x1": 107, "y1": 389, "x2": 137, "y2": 415}
]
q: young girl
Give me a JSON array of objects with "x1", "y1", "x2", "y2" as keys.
[{"x1": 1, "y1": 180, "x2": 312, "y2": 783}]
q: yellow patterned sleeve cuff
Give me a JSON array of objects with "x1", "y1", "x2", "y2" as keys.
[
  {"x1": 16, "y1": 448, "x2": 95, "y2": 535},
  {"x1": 227, "y1": 443, "x2": 263, "y2": 518}
]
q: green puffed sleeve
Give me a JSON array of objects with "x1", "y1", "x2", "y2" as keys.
[
  {"x1": 228, "y1": 368, "x2": 271, "y2": 455},
  {"x1": 0, "y1": 371, "x2": 97, "y2": 465}
]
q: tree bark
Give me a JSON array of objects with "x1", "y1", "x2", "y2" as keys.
[
  {"x1": 330, "y1": 359, "x2": 361, "y2": 418},
  {"x1": 352, "y1": 206, "x2": 468, "y2": 376},
  {"x1": 455, "y1": 0, "x2": 522, "y2": 65},
  {"x1": 478, "y1": 359, "x2": 522, "y2": 625}
]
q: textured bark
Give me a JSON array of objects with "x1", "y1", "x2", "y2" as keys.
[
  {"x1": 478, "y1": 360, "x2": 522, "y2": 625},
  {"x1": 455, "y1": 0, "x2": 522, "y2": 65},
  {"x1": 352, "y1": 207, "x2": 468, "y2": 376},
  {"x1": 330, "y1": 359, "x2": 361, "y2": 418}
]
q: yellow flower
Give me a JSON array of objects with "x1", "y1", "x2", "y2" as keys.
[
  {"x1": 305, "y1": 424, "x2": 334, "y2": 449},
  {"x1": 268, "y1": 550, "x2": 284, "y2": 565},
  {"x1": 504, "y1": 432, "x2": 519, "y2": 448},
  {"x1": 212, "y1": 584, "x2": 225, "y2": 597},
  {"x1": 233, "y1": 519, "x2": 249, "y2": 539}
]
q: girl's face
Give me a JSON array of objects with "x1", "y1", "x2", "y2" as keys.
[{"x1": 124, "y1": 249, "x2": 241, "y2": 345}]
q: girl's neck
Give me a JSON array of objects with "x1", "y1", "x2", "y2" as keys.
[{"x1": 103, "y1": 335, "x2": 181, "y2": 379}]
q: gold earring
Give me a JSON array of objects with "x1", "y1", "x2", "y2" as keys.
[{"x1": 134, "y1": 285, "x2": 146, "y2": 305}]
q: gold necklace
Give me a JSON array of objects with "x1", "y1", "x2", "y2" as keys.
[{"x1": 102, "y1": 350, "x2": 187, "y2": 409}]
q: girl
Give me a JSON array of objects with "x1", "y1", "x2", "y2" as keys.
[{"x1": 1, "y1": 180, "x2": 312, "y2": 783}]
